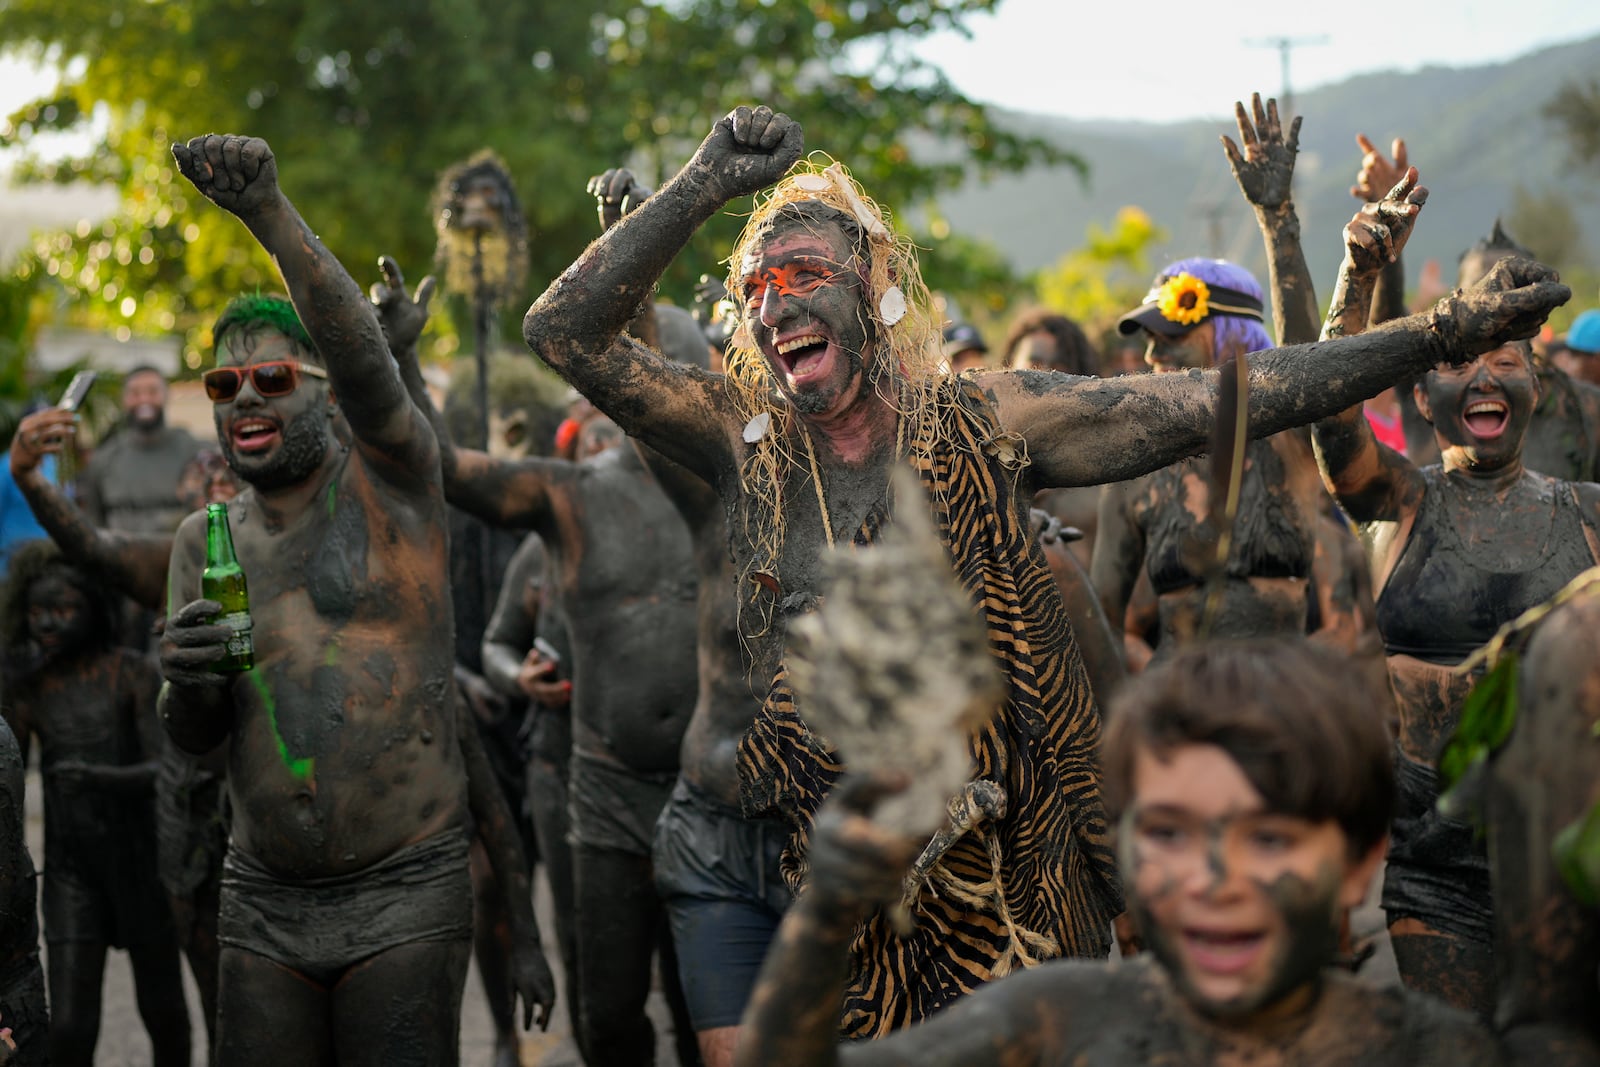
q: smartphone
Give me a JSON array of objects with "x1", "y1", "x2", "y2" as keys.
[
  {"x1": 57, "y1": 370, "x2": 98, "y2": 413},
  {"x1": 532, "y1": 637, "x2": 563, "y2": 666}
]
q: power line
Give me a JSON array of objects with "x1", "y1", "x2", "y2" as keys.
[{"x1": 1245, "y1": 35, "x2": 1329, "y2": 116}]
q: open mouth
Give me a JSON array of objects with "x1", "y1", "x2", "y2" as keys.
[
  {"x1": 230, "y1": 417, "x2": 282, "y2": 455},
  {"x1": 774, "y1": 333, "x2": 834, "y2": 385},
  {"x1": 1182, "y1": 927, "x2": 1267, "y2": 976},
  {"x1": 1462, "y1": 398, "x2": 1509, "y2": 440}
]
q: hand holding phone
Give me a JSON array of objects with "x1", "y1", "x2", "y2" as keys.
[{"x1": 57, "y1": 370, "x2": 98, "y2": 413}]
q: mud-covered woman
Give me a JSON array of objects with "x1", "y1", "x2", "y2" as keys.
[{"x1": 1312, "y1": 182, "x2": 1600, "y2": 1020}]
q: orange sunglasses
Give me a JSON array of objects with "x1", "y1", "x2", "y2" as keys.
[{"x1": 202, "y1": 360, "x2": 328, "y2": 402}]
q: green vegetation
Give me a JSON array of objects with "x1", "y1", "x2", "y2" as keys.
[{"x1": 0, "y1": 0, "x2": 1071, "y2": 375}]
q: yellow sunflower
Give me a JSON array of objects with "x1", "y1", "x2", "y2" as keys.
[{"x1": 1156, "y1": 273, "x2": 1210, "y2": 326}]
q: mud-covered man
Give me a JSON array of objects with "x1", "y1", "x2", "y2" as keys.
[
  {"x1": 383, "y1": 254, "x2": 705, "y2": 1067},
  {"x1": 518, "y1": 104, "x2": 1567, "y2": 1037},
  {"x1": 159, "y1": 136, "x2": 552, "y2": 1065}
]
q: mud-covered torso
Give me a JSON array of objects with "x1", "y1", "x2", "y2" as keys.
[
  {"x1": 727, "y1": 434, "x2": 901, "y2": 698},
  {"x1": 1376, "y1": 467, "x2": 1597, "y2": 665},
  {"x1": 543, "y1": 447, "x2": 698, "y2": 772},
  {"x1": 1126, "y1": 433, "x2": 1320, "y2": 646},
  {"x1": 210, "y1": 452, "x2": 462, "y2": 879},
  {"x1": 12, "y1": 648, "x2": 158, "y2": 867}
]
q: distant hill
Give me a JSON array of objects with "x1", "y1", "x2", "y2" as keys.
[{"x1": 930, "y1": 34, "x2": 1600, "y2": 301}]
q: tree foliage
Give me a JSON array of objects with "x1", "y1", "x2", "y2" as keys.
[
  {"x1": 1544, "y1": 76, "x2": 1600, "y2": 172},
  {"x1": 1033, "y1": 206, "x2": 1168, "y2": 342},
  {"x1": 1, "y1": 0, "x2": 1071, "y2": 369}
]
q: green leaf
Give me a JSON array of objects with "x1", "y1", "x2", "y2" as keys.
[
  {"x1": 1553, "y1": 801, "x2": 1600, "y2": 908},
  {"x1": 1439, "y1": 654, "x2": 1520, "y2": 795},
  {"x1": 1437, "y1": 654, "x2": 1521, "y2": 824}
]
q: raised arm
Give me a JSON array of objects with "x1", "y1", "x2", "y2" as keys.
[
  {"x1": 981, "y1": 257, "x2": 1568, "y2": 491},
  {"x1": 1350, "y1": 134, "x2": 1412, "y2": 327},
  {"x1": 172, "y1": 135, "x2": 437, "y2": 483},
  {"x1": 9, "y1": 409, "x2": 171, "y2": 610},
  {"x1": 376, "y1": 257, "x2": 570, "y2": 530},
  {"x1": 521, "y1": 106, "x2": 802, "y2": 480},
  {"x1": 1310, "y1": 174, "x2": 1431, "y2": 524},
  {"x1": 1222, "y1": 93, "x2": 1317, "y2": 345}
]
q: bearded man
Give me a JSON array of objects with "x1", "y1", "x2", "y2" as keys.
[{"x1": 159, "y1": 135, "x2": 551, "y2": 1066}]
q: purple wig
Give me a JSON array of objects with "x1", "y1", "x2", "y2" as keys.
[{"x1": 1157, "y1": 257, "x2": 1273, "y2": 362}]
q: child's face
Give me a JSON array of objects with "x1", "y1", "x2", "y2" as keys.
[
  {"x1": 1119, "y1": 743, "x2": 1381, "y2": 1021},
  {"x1": 26, "y1": 574, "x2": 91, "y2": 656}
]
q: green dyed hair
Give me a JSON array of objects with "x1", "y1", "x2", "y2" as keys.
[{"x1": 212, "y1": 294, "x2": 316, "y2": 364}]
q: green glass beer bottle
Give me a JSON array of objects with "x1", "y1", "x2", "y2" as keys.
[{"x1": 202, "y1": 502, "x2": 254, "y2": 673}]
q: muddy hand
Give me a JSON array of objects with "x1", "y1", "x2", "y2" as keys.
[
  {"x1": 159, "y1": 599, "x2": 234, "y2": 688},
  {"x1": 512, "y1": 938, "x2": 557, "y2": 1031},
  {"x1": 172, "y1": 134, "x2": 279, "y2": 219},
  {"x1": 690, "y1": 105, "x2": 804, "y2": 203},
  {"x1": 1350, "y1": 133, "x2": 1408, "y2": 203},
  {"x1": 586, "y1": 168, "x2": 653, "y2": 232},
  {"x1": 370, "y1": 255, "x2": 435, "y2": 355},
  {"x1": 1220, "y1": 92, "x2": 1302, "y2": 210},
  {"x1": 1431, "y1": 257, "x2": 1570, "y2": 360},
  {"x1": 9, "y1": 407, "x2": 77, "y2": 477},
  {"x1": 1343, "y1": 166, "x2": 1428, "y2": 274},
  {"x1": 808, "y1": 769, "x2": 923, "y2": 920}
]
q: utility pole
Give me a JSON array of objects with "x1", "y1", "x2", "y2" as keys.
[{"x1": 1245, "y1": 35, "x2": 1328, "y2": 116}]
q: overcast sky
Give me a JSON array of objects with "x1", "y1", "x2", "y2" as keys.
[
  {"x1": 3, "y1": 0, "x2": 1599, "y2": 163},
  {"x1": 913, "y1": 0, "x2": 1600, "y2": 121}
]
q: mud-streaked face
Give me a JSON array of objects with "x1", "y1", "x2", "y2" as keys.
[
  {"x1": 27, "y1": 573, "x2": 92, "y2": 655},
  {"x1": 739, "y1": 219, "x2": 873, "y2": 420},
  {"x1": 211, "y1": 329, "x2": 333, "y2": 490},
  {"x1": 1142, "y1": 321, "x2": 1214, "y2": 374},
  {"x1": 1120, "y1": 743, "x2": 1376, "y2": 1020},
  {"x1": 1417, "y1": 342, "x2": 1538, "y2": 472}
]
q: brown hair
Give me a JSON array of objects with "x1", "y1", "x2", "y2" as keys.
[
  {"x1": 1001, "y1": 308, "x2": 1098, "y2": 375},
  {"x1": 1102, "y1": 638, "x2": 1393, "y2": 855}
]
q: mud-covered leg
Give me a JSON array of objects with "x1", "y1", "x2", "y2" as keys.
[
  {"x1": 169, "y1": 873, "x2": 222, "y2": 1054},
  {"x1": 127, "y1": 937, "x2": 192, "y2": 1067},
  {"x1": 574, "y1": 845, "x2": 659, "y2": 1066},
  {"x1": 332, "y1": 937, "x2": 471, "y2": 1067},
  {"x1": 46, "y1": 939, "x2": 107, "y2": 1067},
  {"x1": 216, "y1": 948, "x2": 333, "y2": 1067}
]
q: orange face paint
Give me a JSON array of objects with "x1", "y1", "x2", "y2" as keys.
[{"x1": 739, "y1": 260, "x2": 840, "y2": 309}]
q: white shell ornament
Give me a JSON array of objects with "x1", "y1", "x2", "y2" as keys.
[
  {"x1": 730, "y1": 321, "x2": 753, "y2": 350},
  {"x1": 742, "y1": 412, "x2": 772, "y2": 443},
  {"x1": 878, "y1": 285, "x2": 907, "y2": 326},
  {"x1": 791, "y1": 173, "x2": 832, "y2": 193}
]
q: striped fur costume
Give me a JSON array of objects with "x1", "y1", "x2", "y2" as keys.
[{"x1": 737, "y1": 378, "x2": 1123, "y2": 1038}]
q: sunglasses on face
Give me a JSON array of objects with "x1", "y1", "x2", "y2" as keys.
[
  {"x1": 202, "y1": 360, "x2": 329, "y2": 403},
  {"x1": 740, "y1": 261, "x2": 843, "y2": 310}
]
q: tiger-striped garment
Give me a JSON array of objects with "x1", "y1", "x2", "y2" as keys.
[{"x1": 737, "y1": 379, "x2": 1123, "y2": 1038}]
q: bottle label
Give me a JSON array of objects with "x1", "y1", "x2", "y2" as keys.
[{"x1": 218, "y1": 610, "x2": 254, "y2": 658}]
